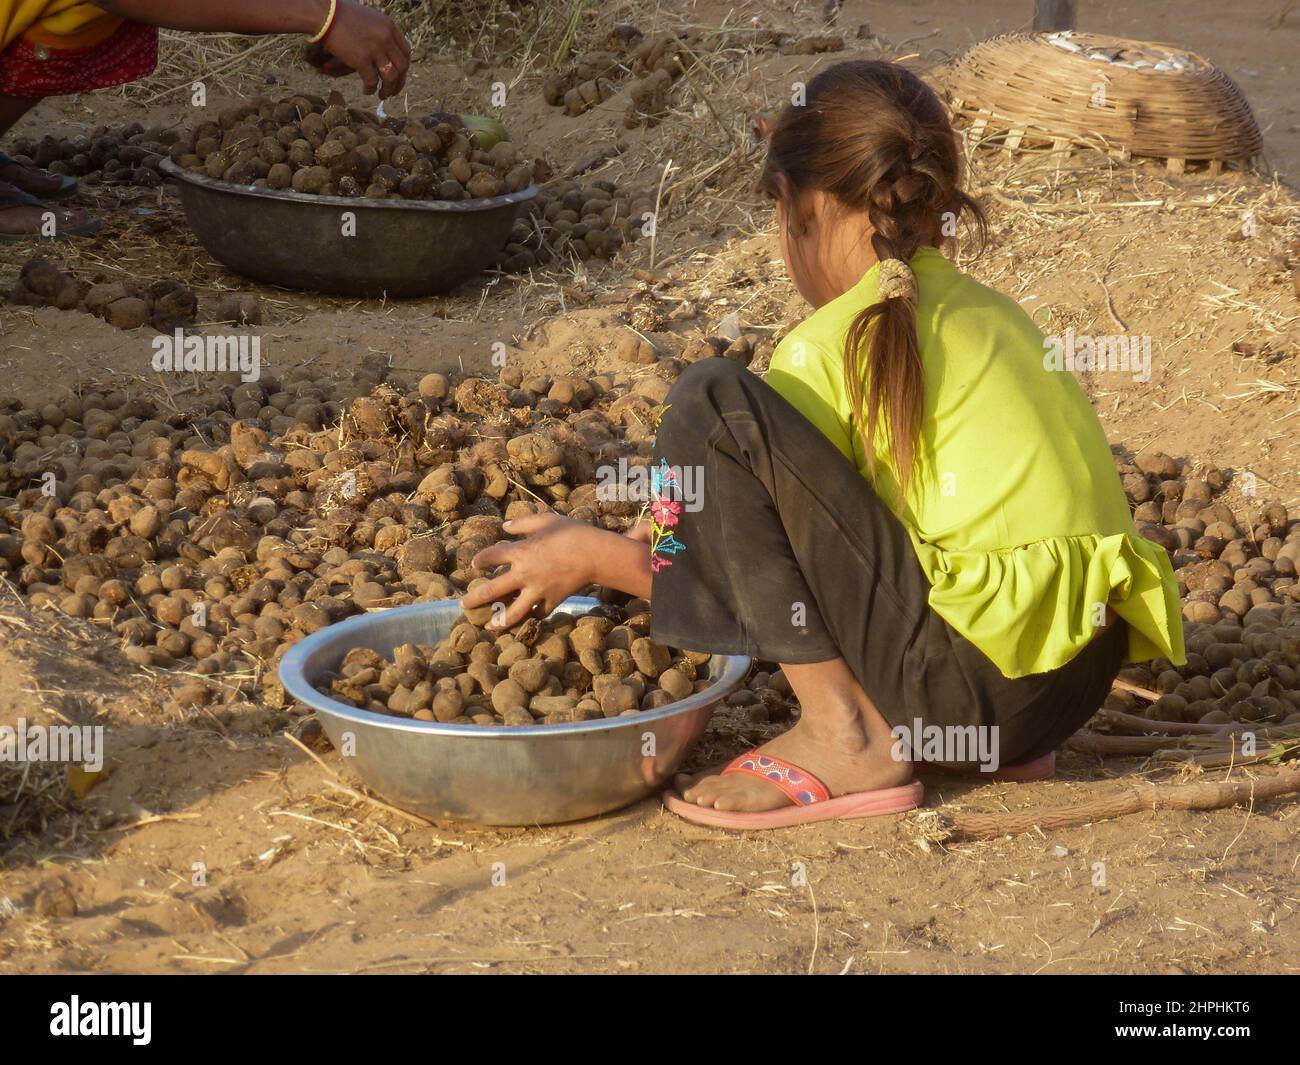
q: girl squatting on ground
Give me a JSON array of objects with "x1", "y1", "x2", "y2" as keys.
[{"x1": 463, "y1": 58, "x2": 1185, "y2": 830}]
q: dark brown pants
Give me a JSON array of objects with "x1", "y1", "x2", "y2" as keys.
[{"x1": 649, "y1": 358, "x2": 1124, "y2": 767}]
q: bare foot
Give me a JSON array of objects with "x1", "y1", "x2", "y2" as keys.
[
  {"x1": 0, "y1": 183, "x2": 96, "y2": 238},
  {"x1": 674, "y1": 683, "x2": 911, "y2": 813}
]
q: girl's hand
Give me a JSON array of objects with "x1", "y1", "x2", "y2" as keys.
[
  {"x1": 465, "y1": 513, "x2": 604, "y2": 630},
  {"x1": 319, "y1": 0, "x2": 411, "y2": 98}
]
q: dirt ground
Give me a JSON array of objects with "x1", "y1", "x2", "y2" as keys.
[{"x1": 2, "y1": 1, "x2": 1300, "y2": 974}]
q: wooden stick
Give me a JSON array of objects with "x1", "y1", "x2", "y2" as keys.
[
  {"x1": 1066, "y1": 731, "x2": 1175, "y2": 755},
  {"x1": 1067, "y1": 729, "x2": 1297, "y2": 757},
  {"x1": 1155, "y1": 739, "x2": 1300, "y2": 768},
  {"x1": 975, "y1": 187, "x2": 1167, "y2": 213},
  {"x1": 1112, "y1": 678, "x2": 1161, "y2": 702},
  {"x1": 1095, "y1": 707, "x2": 1231, "y2": 735},
  {"x1": 1107, "y1": 681, "x2": 1159, "y2": 702},
  {"x1": 915, "y1": 766, "x2": 1300, "y2": 843}
]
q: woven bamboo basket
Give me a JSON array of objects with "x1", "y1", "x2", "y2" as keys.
[{"x1": 946, "y1": 32, "x2": 1262, "y2": 173}]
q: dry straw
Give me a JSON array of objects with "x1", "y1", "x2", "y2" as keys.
[{"x1": 946, "y1": 32, "x2": 1262, "y2": 171}]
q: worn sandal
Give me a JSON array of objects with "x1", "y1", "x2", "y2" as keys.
[
  {"x1": 0, "y1": 184, "x2": 100, "y2": 243},
  {"x1": 663, "y1": 750, "x2": 924, "y2": 830},
  {"x1": 0, "y1": 152, "x2": 78, "y2": 201}
]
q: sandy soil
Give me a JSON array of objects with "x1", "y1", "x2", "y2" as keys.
[
  {"x1": 2, "y1": 1, "x2": 1299, "y2": 974},
  {"x1": 2, "y1": 611, "x2": 1296, "y2": 975}
]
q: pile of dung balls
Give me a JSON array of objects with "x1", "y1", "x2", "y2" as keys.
[
  {"x1": 1108, "y1": 449, "x2": 1300, "y2": 727},
  {"x1": 4, "y1": 342, "x2": 1299, "y2": 738},
  {"x1": 538, "y1": 30, "x2": 698, "y2": 128},
  {"x1": 6, "y1": 255, "x2": 260, "y2": 331},
  {"x1": 316, "y1": 599, "x2": 712, "y2": 726},
  {"x1": 542, "y1": 50, "x2": 628, "y2": 117},
  {"x1": 540, "y1": 27, "x2": 847, "y2": 128},
  {"x1": 7, "y1": 122, "x2": 174, "y2": 188},
  {"x1": 7, "y1": 256, "x2": 200, "y2": 330},
  {"x1": 495, "y1": 177, "x2": 655, "y2": 271},
  {"x1": 173, "y1": 91, "x2": 542, "y2": 201},
  {"x1": 623, "y1": 31, "x2": 698, "y2": 128},
  {"x1": 0, "y1": 351, "x2": 701, "y2": 724},
  {"x1": 616, "y1": 28, "x2": 847, "y2": 127}
]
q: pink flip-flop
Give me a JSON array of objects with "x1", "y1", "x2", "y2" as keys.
[
  {"x1": 662, "y1": 750, "x2": 924, "y2": 830},
  {"x1": 913, "y1": 751, "x2": 1056, "y2": 784}
]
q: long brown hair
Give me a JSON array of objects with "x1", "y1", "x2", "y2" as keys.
[{"x1": 758, "y1": 61, "x2": 985, "y2": 495}]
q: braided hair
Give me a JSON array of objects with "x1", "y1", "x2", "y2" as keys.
[{"x1": 758, "y1": 61, "x2": 985, "y2": 495}]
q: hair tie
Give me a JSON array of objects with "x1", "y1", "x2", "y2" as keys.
[{"x1": 877, "y1": 258, "x2": 917, "y2": 303}]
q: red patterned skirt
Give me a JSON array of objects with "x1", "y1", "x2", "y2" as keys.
[{"x1": 0, "y1": 20, "x2": 158, "y2": 98}]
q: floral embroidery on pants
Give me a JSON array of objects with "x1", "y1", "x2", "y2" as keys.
[
  {"x1": 644, "y1": 402, "x2": 686, "y2": 573},
  {"x1": 646, "y1": 458, "x2": 686, "y2": 572}
]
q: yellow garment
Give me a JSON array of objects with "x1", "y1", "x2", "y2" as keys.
[
  {"x1": 2, "y1": 1, "x2": 121, "y2": 53},
  {"x1": 766, "y1": 245, "x2": 1185, "y2": 678}
]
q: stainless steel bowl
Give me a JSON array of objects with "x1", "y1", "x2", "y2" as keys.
[
  {"x1": 278, "y1": 597, "x2": 750, "y2": 825},
  {"x1": 160, "y1": 157, "x2": 536, "y2": 298}
]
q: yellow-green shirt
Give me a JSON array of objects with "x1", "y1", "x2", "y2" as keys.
[{"x1": 766, "y1": 246, "x2": 1184, "y2": 678}]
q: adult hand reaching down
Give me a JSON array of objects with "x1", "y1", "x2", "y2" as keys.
[
  {"x1": 95, "y1": 0, "x2": 412, "y2": 98},
  {"x1": 465, "y1": 512, "x2": 653, "y2": 630},
  {"x1": 0, "y1": 0, "x2": 412, "y2": 239},
  {"x1": 311, "y1": 0, "x2": 411, "y2": 98}
]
